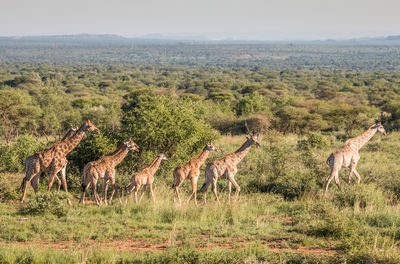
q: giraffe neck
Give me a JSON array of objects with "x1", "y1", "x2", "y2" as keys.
[
  {"x1": 61, "y1": 128, "x2": 77, "y2": 141},
  {"x1": 191, "y1": 147, "x2": 210, "y2": 167},
  {"x1": 58, "y1": 129, "x2": 86, "y2": 155},
  {"x1": 109, "y1": 147, "x2": 130, "y2": 167},
  {"x1": 104, "y1": 144, "x2": 125, "y2": 158},
  {"x1": 149, "y1": 156, "x2": 164, "y2": 175},
  {"x1": 232, "y1": 140, "x2": 251, "y2": 165},
  {"x1": 348, "y1": 127, "x2": 377, "y2": 151}
]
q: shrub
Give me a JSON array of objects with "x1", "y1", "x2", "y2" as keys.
[
  {"x1": 0, "y1": 135, "x2": 47, "y2": 172},
  {"x1": 297, "y1": 132, "x2": 328, "y2": 150},
  {"x1": 121, "y1": 96, "x2": 219, "y2": 176},
  {"x1": 0, "y1": 173, "x2": 20, "y2": 202},
  {"x1": 19, "y1": 193, "x2": 71, "y2": 217},
  {"x1": 234, "y1": 92, "x2": 268, "y2": 116}
]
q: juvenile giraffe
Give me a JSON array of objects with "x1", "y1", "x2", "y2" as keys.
[
  {"x1": 80, "y1": 138, "x2": 139, "y2": 205},
  {"x1": 201, "y1": 135, "x2": 260, "y2": 204},
  {"x1": 324, "y1": 122, "x2": 386, "y2": 196},
  {"x1": 27, "y1": 127, "x2": 78, "y2": 194},
  {"x1": 127, "y1": 153, "x2": 168, "y2": 203},
  {"x1": 20, "y1": 120, "x2": 100, "y2": 202},
  {"x1": 172, "y1": 143, "x2": 218, "y2": 204}
]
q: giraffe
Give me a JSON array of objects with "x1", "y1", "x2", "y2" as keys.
[
  {"x1": 26, "y1": 127, "x2": 78, "y2": 194},
  {"x1": 201, "y1": 135, "x2": 260, "y2": 204},
  {"x1": 20, "y1": 120, "x2": 100, "y2": 202},
  {"x1": 324, "y1": 122, "x2": 386, "y2": 196},
  {"x1": 80, "y1": 138, "x2": 139, "y2": 205},
  {"x1": 172, "y1": 142, "x2": 218, "y2": 204},
  {"x1": 127, "y1": 153, "x2": 168, "y2": 203}
]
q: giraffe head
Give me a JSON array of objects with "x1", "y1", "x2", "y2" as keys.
[
  {"x1": 84, "y1": 120, "x2": 100, "y2": 134},
  {"x1": 244, "y1": 121, "x2": 261, "y2": 147},
  {"x1": 125, "y1": 138, "x2": 139, "y2": 152},
  {"x1": 205, "y1": 142, "x2": 218, "y2": 152},
  {"x1": 158, "y1": 153, "x2": 168, "y2": 161},
  {"x1": 373, "y1": 122, "x2": 387, "y2": 136},
  {"x1": 246, "y1": 134, "x2": 261, "y2": 148}
]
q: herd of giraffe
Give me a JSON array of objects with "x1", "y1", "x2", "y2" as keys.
[{"x1": 19, "y1": 120, "x2": 387, "y2": 204}]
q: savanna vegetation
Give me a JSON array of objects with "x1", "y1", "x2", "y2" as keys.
[{"x1": 1, "y1": 40, "x2": 400, "y2": 263}]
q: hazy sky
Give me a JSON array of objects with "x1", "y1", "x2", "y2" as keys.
[{"x1": 1, "y1": 0, "x2": 399, "y2": 39}]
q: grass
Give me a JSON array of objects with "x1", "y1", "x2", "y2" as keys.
[{"x1": 2, "y1": 132, "x2": 400, "y2": 263}]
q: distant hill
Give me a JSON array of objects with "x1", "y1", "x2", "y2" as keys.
[
  {"x1": 0, "y1": 34, "x2": 127, "y2": 44},
  {"x1": 1, "y1": 34, "x2": 400, "y2": 45}
]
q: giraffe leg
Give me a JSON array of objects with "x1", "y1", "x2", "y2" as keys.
[
  {"x1": 109, "y1": 178, "x2": 120, "y2": 204},
  {"x1": 139, "y1": 185, "x2": 147, "y2": 204},
  {"x1": 174, "y1": 185, "x2": 183, "y2": 204},
  {"x1": 187, "y1": 178, "x2": 197, "y2": 204},
  {"x1": 134, "y1": 185, "x2": 141, "y2": 204},
  {"x1": 230, "y1": 177, "x2": 241, "y2": 201},
  {"x1": 211, "y1": 178, "x2": 219, "y2": 203},
  {"x1": 324, "y1": 170, "x2": 336, "y2": 197},
  {"x1": 47, "y1": 167, "x2": 59, "y2": 192},
  {"x1": 80, "y1": 182, "x2": 91, "y2": 204},
  {"x1": 201, "y1": 180, "x2": 211, "y2": 205},
  {"x1": 149, "y1": 184, "x2": 155, "y2": 203},
  {"x1": 92, "y1": 183, "x2": 101, "y2": 206},
  {"x1": 60, "y1": 167, "x2": 68, "y2": 193},
  {"x1": 353, "y1": 168, "x2": 361, "y2": 184},
  {"x1": 55, "y1": 174, "x2": 62, "y2": 192},
  {"x1": 334, "y1": 173, "x2": 341, "y2": 190},
  {"x1": 348, "y1": 170, "x2": 353, "y2": 185},
  {"x1": 103, "y1": 179, "x2": 109, "y2": 205},
  {"x1": 31, "y1": 174, "x2": 40, "y2": 193},
  {"x1": 227, "y1": 181, "x2": 232, "y2": 203},
  {"x1": 21, "y1": 171, "x2": 40, "y2": 203},
  {"x1": 193, "y1": 179, "x2": 198, "y2": 205}
]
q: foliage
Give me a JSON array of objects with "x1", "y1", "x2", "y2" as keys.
[
  {"x1": 234, "y1": 92, "x2": 268, "y2": 116},
  {"x1": 121, "y1": 96, "x2": 219, "y2": 174},
  {"x1": 0, "y1": 89, "x2": 42, "y2": 143},
  {"x1": 19, "y1": 193, "x2": 71, "y2": 217},
  {"x1": 0, "y1": 134, "x2": 47, "y2": 172},
  {"x1": 297, "y1": 132, "x2": 328, "y2": 150}
]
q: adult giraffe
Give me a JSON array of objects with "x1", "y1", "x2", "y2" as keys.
[
  {"x1": 20, "y1": 120, "x2": 100, "y2": 202},
  {"x1": 324, "y1": 122, "x2": 386, "y2": 196}
]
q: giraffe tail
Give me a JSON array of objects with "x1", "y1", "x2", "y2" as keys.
[
  {"x1": 200, "y1": 183, "x2": 207, "y2": 192},
  {"x1": 326, "y1": 154, "x2": 333, "y2": 166}
]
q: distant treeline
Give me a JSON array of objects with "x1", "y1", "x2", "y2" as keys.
[{"x1": 1, "y1": 39, "x2": 400, "y2": 70}]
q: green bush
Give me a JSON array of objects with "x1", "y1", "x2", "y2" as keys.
[
  {"x1": 297, "y1": 132, "x2": 328, "y2": 150},
  {"x1": 234, "y1": 92, "x2": 268, "y2": 116},
  {"x1": 0, "y1": 135, "x2": 47, "y2": 172},
  {"x1": 121, "y1": 96, "x2": 219, "y2": 176},
  {"x1": 0, "y1": 173, "x2": 20, "y2": 202},
  {"x1": 19, "y1": 193, "x2": 71, "y2": 217}
]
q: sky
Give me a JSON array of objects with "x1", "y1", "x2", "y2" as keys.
[{"x1": 0, "y1": 0, "x2": 399, "y2": 40}]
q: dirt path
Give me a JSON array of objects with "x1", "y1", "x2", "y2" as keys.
[{"x1": 0, "y1": 238, "x2": 337, "y2": 255}]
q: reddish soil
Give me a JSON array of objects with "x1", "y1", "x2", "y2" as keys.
[{"x1": 1, "y1": 237, "x2": 336, "y2": 255}]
